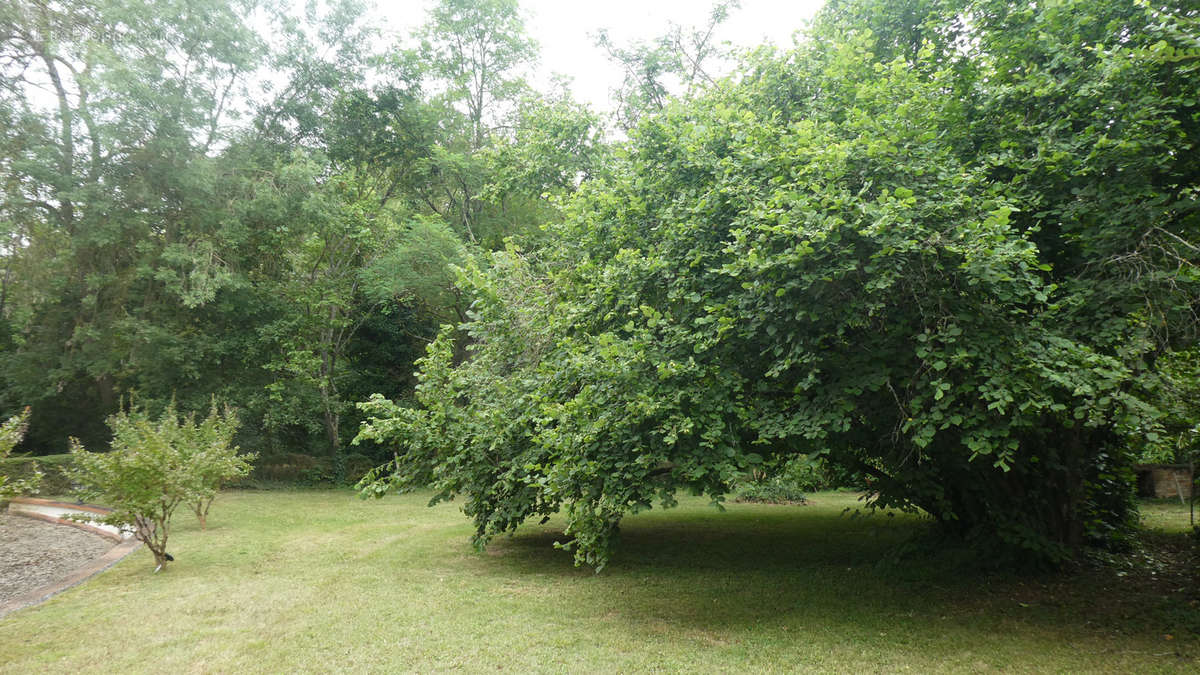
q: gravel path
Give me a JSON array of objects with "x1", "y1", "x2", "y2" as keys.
[{"x1": 0, "y1": 512, "x2": 115, "y2": 602}]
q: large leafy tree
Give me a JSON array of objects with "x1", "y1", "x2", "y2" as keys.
[
  {"x1": 248, "y1": 1, "x2": 599, "y2": 468},
  {"x1": 0, "y1": 0, "x2": 606, "y2": 469},
  {"x1": 0, "y1": 0, "x2": 265, "y2": 448},
  {"x1": 247, "y1": 153, "x2": 411, "y2": 473},
  {"x1": 361, "y1": 0, "x2": 1199, "y2": 568}
]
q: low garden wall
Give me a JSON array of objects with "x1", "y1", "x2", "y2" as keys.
[{"x1": 1134, "y1": 464, "x2": 1195, "y2": 500}]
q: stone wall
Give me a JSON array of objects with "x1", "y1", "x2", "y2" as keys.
[{"x1": 1135, "y1": 464, "x2": 1194, "y2": 500}]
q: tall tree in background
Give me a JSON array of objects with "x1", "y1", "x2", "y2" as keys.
[
  {"x1": 596, "y1": 0, "x2": 741, "y2": 132},
  {"x1": 254, "y1": 0, "x2": 377, "y2": 149},
  {"x1": 0, "y1": 0, "x2": 264, "y2": 448},
  {"x1": 400, "y1": 0, "x2": 592, "y2": 249},
  {"x1": 252, "y1": 155, "x2": 409, "y2": 475},
  {"x1": 247, "y1": 0, "x2": 600, "y2": 468},
  {"x1": 418, "y1": 0, "x2": 536, "y2": 150},
  {"x1": 0, "y1": 0, "x2": 606, "y2": 466}
]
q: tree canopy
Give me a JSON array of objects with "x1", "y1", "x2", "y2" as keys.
[{"x1": 0, "y1": 0, "x2": 601, "y2": 469}]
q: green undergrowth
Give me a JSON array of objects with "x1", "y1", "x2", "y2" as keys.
[
  {"x1": 241, "y1": 453, "x2": 379, "y2": 487},
  {"x1": 731, "y1": 479, "x2": 809, "y2": 505},
  {"x1": 0, "y1": 454, "x2": 74, "y2": 495},
  {"x1": 1, "y1": 491, "x2": 1196, "y2": 673}
]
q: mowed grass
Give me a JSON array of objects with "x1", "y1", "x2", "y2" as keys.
[{"x1": 2, "y1": 490, "x2": 1197, "y2": 673}]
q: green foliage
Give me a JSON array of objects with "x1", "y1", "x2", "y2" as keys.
[
  {"x1": 596, "y1": 0, "x2": 743, "y2": 131},
  {"x1": 250, "y1": 153, "x2": 412, "y2": 476},
  {"x1": 1133, "y1": 348, "x2": 1200, "y2": 465},
  {"x1": 733, "y1": 477, "x2": 809, "y2": 506},
  {"x1": 68, "y1": 401, "x2": 252, "y2": 569},
  {"x1": 0, "y1": 0, "x2": 267, "y2": 453},
  {"x1": 0, "y1": 0, "x2": 1192, "y2": 571},
  {"x1": 0, "y1": 453, "x2": 73, "y2": 495},
  {"x1": 0, "y1": 407, "x2": 37, "y2": 498},
  {"x1": 361, "y1": 0, "x2": 1197, "y2": 569},
  {"x1": 1080, "y1": 448, "x2": 1139, "y2": 550},
  {"x1": 417, "y1": 0, "x2": 537, "y2": 147},
  {"x1": 0, "y1": 407, "x2": 29, "y2": 459},
  {"x1": 732, "y1": 454, "x2": 833, "y2": 504},
  {"x1": 360, "y1": 216, "x2": 469, "y2": 326},
  {"x1": 778, "y1": 454, "x2": 837, "y2": 493}
]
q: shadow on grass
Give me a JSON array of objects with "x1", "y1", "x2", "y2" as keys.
[
  {"x1": 480, "y1": 501, "x2": 1200, "y2": 654},
  {"x1": 495, "y1": 504, "x2": 923, "y2": 573}
]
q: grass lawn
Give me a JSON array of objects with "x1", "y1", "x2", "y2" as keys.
[{"x1": 1, "y1": 490, "x2": 1197, "y2": 673}]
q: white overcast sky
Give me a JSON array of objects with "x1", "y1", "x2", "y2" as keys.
[{"x1": 371, "y1": 1, "x2": 827, "y2": 114}]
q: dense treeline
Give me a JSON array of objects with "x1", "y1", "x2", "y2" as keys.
[
  {"x1": 2, "y1": 0, "x2": 1198, "y2": 568},
  {"x1": 0, "y1": 0, "x2": 601, "y2": 475},
  {"x1": 358, "y1": 0, "x2": 1200, "y2": 568}
]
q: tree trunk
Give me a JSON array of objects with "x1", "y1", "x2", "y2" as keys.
[{"x1": 193, "y1": 498, "x2": 212, "y2": 530}]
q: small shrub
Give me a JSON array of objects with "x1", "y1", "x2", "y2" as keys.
[
  {"x1": 733, "y1": 478, "x2": 809, "y2": 505},
  {"x1": 780, "y1": 454, "x2": 834, "y2": 492},
  {"x1": 180, "y1": 404, "x2": 253, "y2": 529},
  {"x1": 68, "y1": 401, "x2": 252, "y2": 570},
  {"x1": 732, "y1": 454, "x2": 841, "y2": 504}
]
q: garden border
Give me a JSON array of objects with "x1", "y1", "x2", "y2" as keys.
[{"x1": 0, "y1": 498, "x2": 141, "y2": 619}]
